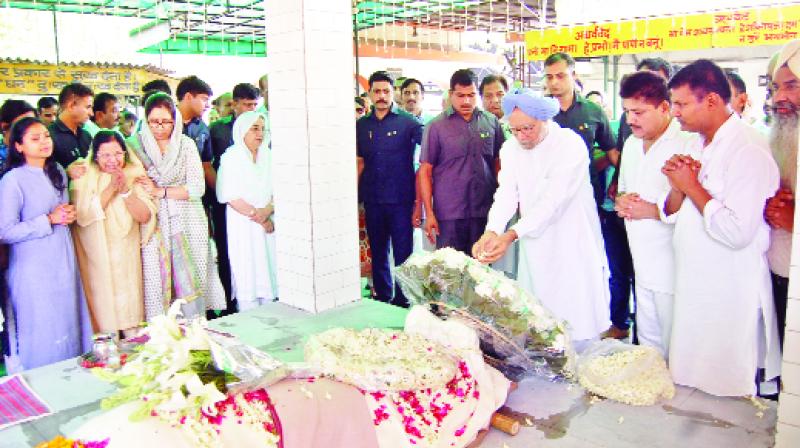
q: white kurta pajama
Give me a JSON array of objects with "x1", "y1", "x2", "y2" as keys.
[
  {"x1": 486, "y1": 121, "x2": 610, "y2": 341},
  {"x1": 662, "y1": 115, "x2": 782, "y2": 396},
  {"x1": 618, "y1": 119, "x2": 695, "y2": 356},
  {"x1": 216, "y1": 111, "x2": 278, "y2": 311}
]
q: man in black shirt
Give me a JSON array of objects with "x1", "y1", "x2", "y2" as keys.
[
  {"x1": 545, "y1": 53, "x2": 618, "y2": 203},
  {"x1": 36, "y1": 96, "x2": 58, "y2": 126},
  {"x1": 49, "y1": 83, "x2": 93, "y2": 170},
  {"x1": 545, "y1": 52, "x2": 633, "y2": 341},
  {"x1": 209, "y1": 83, "x2": 260, "y2": 169},
  {"x1": 177, "y1": 76, "x2": 215, "y2": 194}
]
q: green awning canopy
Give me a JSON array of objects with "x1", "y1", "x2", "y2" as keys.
[{"x1": 2, "y1": 1, "x2": 550, "y2": 56}]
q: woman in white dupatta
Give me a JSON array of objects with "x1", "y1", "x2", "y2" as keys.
[
  {"x1": 216, "y1": 111, "x2": 278, "y2": 310},
  {"x1": 128, "y1": 93, "x2": 225, "y2": 320}
]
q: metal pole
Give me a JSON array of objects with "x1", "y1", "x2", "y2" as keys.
[
  {"x1": 612, "y1": 55, "x2": 620, "y2": 118},
  {"x1": 353, "y1": 11, "x2": 360, "y2": 95},
  {"x1": 52, "y1": 6, "x2": 60, "y2": 65}
]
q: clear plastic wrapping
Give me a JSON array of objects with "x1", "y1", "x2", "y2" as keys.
[
  {"x1": 576, "y1": 339, "x2": 675, "y2": 405},
  {"x1": 395, "y1": 248, "x2": 575, "y2": 381},
  {"x1": 207, "y1": 331, "x2": 289, "y2": 395}
]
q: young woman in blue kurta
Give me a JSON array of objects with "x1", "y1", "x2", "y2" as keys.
[{"x1": 0, "y1": 117, "x2": 92, "y2": 373}]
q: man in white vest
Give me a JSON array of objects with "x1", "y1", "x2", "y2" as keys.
[{"x1": 661, "y1": 59, "x2": 782, "y2": 396}]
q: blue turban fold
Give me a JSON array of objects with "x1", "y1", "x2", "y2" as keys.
[{"x1": 501, "y1": 88, "x2": 559, "y2": 121}]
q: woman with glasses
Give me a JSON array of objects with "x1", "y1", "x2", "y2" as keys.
[
  {"x1": 128, "y1": 93, "x2": 225, "y2": 321},
  {"x1": 71, "y1": 131, "x2": 157, "y2": 336},
  {"x1": 0, "y1": 117, "x2": 92, "y2": 372}
]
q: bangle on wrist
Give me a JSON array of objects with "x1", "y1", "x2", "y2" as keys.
[
  {"x1": 120, "y1": 189, "x2": 132, "y2": 199},
  {"x1": 162, "y1": 187, "x2": 168, "y2": 199}
]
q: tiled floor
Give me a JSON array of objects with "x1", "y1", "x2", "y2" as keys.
[
  {"x1": 480, "y1": 377, "x2": 775, "y2": 447},
  {"x1": 0, "y1": 300, "x2": 779, "y2": 448}
]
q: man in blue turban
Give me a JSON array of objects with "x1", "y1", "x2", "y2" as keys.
[{"x1": 472, "y1": 89, "x2": 611, "y2": 341}]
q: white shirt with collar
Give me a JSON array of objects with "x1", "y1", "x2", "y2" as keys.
[
  {"x1": 663, "y1": 114, "x2": 782, "y2": 396},
  {"x1": 618, "y1": 118, "x2": 695, "y2": 294}
]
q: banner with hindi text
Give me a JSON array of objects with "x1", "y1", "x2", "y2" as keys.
[
  {"x1": 0, "y1": 62, "x2": 175, "y2": 96},
  {"x1": 525, "y1": 5, "x2": 800, "y2": 60}
]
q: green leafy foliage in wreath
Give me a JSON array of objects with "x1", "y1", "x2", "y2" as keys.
[
  {"x1": 396, "y1": 248, "x2": 575, "y2": 380},
  {"x1": 189, "y1": 350, "x2": 240, "y2": 394}
]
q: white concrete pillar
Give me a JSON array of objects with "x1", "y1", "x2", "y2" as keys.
[
  {"x1": 266, "y1": 0, "x2": 360, "y2": 313},
  {"x1": 776, "y1": 131, "x2": 800, "y2": 446}
]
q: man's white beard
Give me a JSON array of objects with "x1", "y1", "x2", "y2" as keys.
[{"x1": 770, "y1": 113, "x2": 799, "y2": 193}]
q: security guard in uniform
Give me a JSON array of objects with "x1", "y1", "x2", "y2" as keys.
[{"x1": 356, "y1": 71, "x2": 423, "y2": 307}]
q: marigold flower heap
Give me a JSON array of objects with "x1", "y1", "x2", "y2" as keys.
[
  {"x1": 395, "y1": 248, "x2": 575, "y2": 379},
  {"x1": 35, "y1": 436, "x2": 109, "y2": 448}
]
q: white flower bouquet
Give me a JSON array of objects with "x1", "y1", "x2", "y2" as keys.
[
  {"x1": 93, "y1": 301, "x2": 287, "y2": 447},
  {"x1": 395, "y1": 248, "x2": 575, "y2": 380}
]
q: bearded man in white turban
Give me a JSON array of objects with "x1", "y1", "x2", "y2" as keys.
[
  {"x1": 765, "y1": 39, "x2": 800, "y2": 350},
  {"x1": 472, "y1": 90, "x2": 610, "y2": 341}
]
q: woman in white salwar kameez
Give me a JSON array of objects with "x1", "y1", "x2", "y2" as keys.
[
  {"x1": 216, "y1": 111, "x2": 278, "y2": 311},
  {"x1": 473, "y1": 91, "x2": 610, "y2": 341}
]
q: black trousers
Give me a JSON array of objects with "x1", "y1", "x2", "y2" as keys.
[
  {"x1": 364, "y1": 202, "x2": 414, "y2": 307},
  {"x1": 599, "y1": 209, "x2": 635, "y2": 331},
  {"x1": 210, "y1": 201, "x2": 235, "y2": 315},
  {"x1": 771, "y1": 273, "x2": 788, "y2": 350}
]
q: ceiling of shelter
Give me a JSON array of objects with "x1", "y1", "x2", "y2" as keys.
[
  {"x1": 354, "y1": 1, "x2": 555, "y2": 31},
  {"x1": 2, "y1": 1, "x2": 555, "y2": 55}
]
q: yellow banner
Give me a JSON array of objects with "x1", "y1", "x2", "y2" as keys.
[
  {"x1": 525, "y1": 5, "x2": 800, "y2": 60},
  {"x1": 0, "y1": 62, "x2": 174, "y2": 96}
]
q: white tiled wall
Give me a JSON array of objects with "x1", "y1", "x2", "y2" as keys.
[
  {"x1": 266, "y1": 0, "x2": 360, "y2": 313},
  {"x1": 777, "y1": 132, "x2": 800, "y2": 445}
]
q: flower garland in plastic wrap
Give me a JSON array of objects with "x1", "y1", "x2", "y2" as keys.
[
  {"x1": 305, "y1": 328, "x2": 458, "y2": 391},
  {"x1": 92, "y1": 301, "x2": 284, "y2": 448},
  {"x1": 577, "y1": 340, "x2": 676, "y2": 406},
  {"x1": 395, "y1": 248, "x2": 575, "y2": 380}
]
